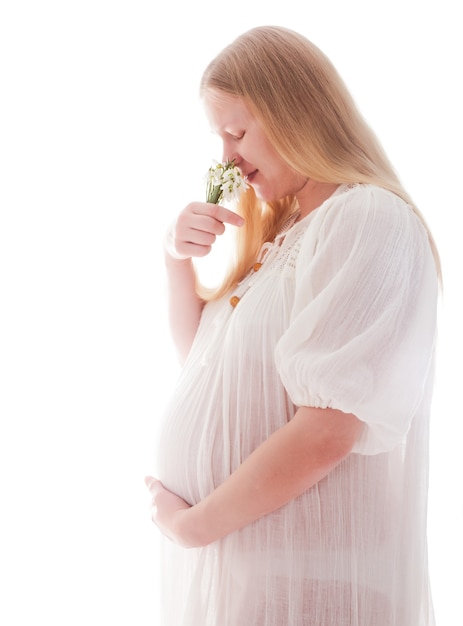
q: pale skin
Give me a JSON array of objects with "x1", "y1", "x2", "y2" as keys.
[{"x1": 146, "y1": 90, "x2": 364, "y2": 548}]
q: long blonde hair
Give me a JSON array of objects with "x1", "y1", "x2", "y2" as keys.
[{"x1": 199, "y1": 26, "x2": 441, "y2": 299}]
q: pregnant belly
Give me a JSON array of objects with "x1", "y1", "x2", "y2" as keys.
[{"x1": 154, "y1": 371, "x2": 228, "y2": 505}]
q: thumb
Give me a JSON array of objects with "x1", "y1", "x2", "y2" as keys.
[
  {"x1": 144, "y1": 476, "x2": 156, "y2": 489},
  {"x1": 145, "y1": 476, "x2": 165, "y2": 496}
]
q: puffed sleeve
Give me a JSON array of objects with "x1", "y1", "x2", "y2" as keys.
[{"x1": 275, "y1": 185, "x2": 438, "y2": 455}]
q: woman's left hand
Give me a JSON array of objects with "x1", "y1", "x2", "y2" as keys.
[{"x1": 144, "y1": 477, "x2": 195, "y2": 548}]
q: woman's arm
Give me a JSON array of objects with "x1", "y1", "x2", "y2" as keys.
[
  {"x1": 146, "y1": 405, "x2": 364, "y2": 547},
  {"x1": 164, "y1": 253, "x2": 204, "y2": 364},
  {"x1": 164, "y1": 202, "x2": 244, "y2": 363}
]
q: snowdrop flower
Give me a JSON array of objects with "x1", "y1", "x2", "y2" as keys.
[{"x1": 206, "y1": 159, "x2": 248, "y2": 204}]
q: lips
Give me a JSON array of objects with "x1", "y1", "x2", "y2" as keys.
[{"x1": 246, "y1": 170, "x2": 258, "y2": 183}]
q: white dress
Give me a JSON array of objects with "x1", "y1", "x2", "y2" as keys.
[{"x1": 155, "y1": 184, "x2": 438, "y2": 626}]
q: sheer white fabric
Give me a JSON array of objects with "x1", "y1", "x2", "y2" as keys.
[{"x1": 155, "y1": 184, "x2": 438, "y2": 625}]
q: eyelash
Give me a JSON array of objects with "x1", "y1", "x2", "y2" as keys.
[{"x1": 233, "y1": 132, "x2": 245, "y2": 141}]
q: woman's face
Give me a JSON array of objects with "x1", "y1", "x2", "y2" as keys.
[{"x1": 203, "y1": 90, "x2": 307, "y2": 203}]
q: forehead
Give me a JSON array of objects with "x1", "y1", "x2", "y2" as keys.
[{"x1": 202, "y1": 90, "x2": 254, "y2": 132}]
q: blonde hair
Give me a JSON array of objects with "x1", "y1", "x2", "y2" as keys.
[{"x1": 199, "y1": 26, "x2": 441, "y2": 299}]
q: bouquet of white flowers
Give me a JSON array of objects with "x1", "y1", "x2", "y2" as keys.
[{"x1": 205, "y1": 159, "x2": 248, "y2": 204}]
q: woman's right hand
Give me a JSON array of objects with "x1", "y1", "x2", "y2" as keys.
[{"x1": 166, "y1": 202, "x2": 244, "y2": 260}]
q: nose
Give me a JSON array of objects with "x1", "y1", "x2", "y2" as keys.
[{"x1": 222, "y1": 139, "x2": 241, "y2": 166}]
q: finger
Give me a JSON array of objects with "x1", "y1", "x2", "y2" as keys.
[
  {"x1": 187, "y1": 202, "x2": 244, "y2": 228},
  {"x1": 179, "y1": 215, "x2": 225, "y2": 237},
  {"x1": 178, "y1": 242, "x2": 212, "y2": 258},
  {"x1": 206, "y1": 203, "x2": 245, "y2": 228}
]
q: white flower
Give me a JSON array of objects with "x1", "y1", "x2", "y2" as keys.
[
  {"x1": 221, "y1": 176, "x2": 247, "y2": 202},
  {"x1": 205, "y1": 159, "x2": 248, "y2": 204}
]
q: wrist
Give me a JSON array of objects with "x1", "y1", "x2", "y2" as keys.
[{"x1": 175, "y1": 504, "x2": 212, "y2": 549}]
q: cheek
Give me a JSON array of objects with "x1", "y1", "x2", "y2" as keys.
[{"x1": 278, "y1": 161, "x2": 303, "y2": 186}]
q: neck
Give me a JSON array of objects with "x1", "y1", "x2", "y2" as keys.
[{"x1": 296, "y1": 180, "x2": 340, "y2": 220}]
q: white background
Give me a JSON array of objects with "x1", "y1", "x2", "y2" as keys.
[{"x1": 1, "y1": 1, "x2": 461, "y2": 624}]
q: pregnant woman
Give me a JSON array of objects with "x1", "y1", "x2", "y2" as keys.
[{"x1": 146, "y1": 26, "x2": 440, "y2": 626}]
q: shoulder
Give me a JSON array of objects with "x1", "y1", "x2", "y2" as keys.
[
  {"x1": 294, "y1": 184, "x2": 431, "y2": 280},
  {"x1": 310, "y1": 183, "x2": 426, "y2": 245},
  {"x1": 325, "y1": 183, "x2": 411, "y2": 222}
]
